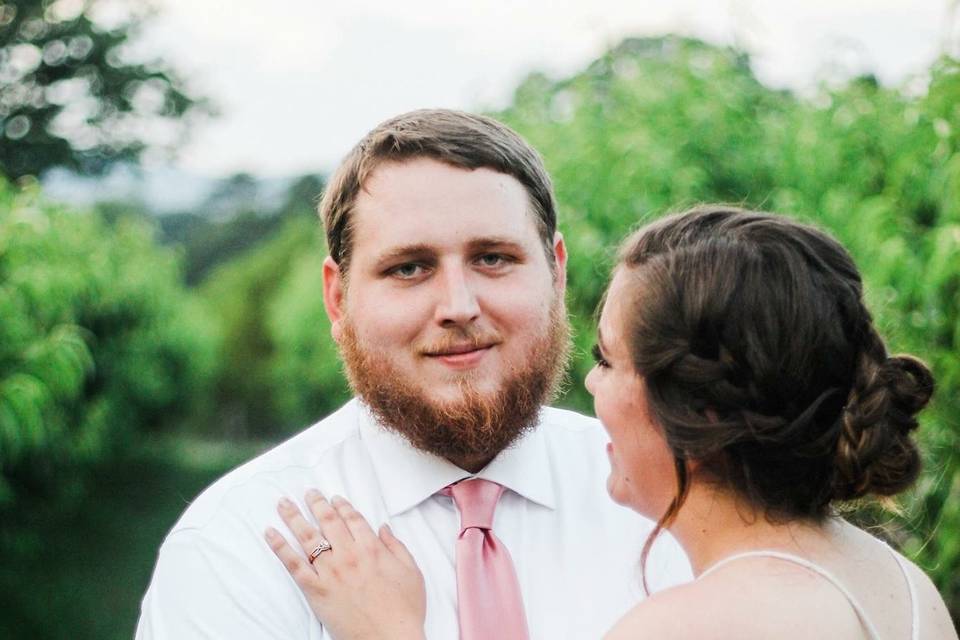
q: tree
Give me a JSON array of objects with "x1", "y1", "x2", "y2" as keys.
[
  {"x1": 0, "y1": 0, "x2": 206, "y2": 179},
  {"x1": 0, "y1": 178, "x2": 223, "y2": 639},
  {"x1": 0, "y1": 178, "x2": 221, "y2": 506},
  {"x1": 156, "y1": 172, "x2": 326, "y2": 285},
  {"x1": 276, "y1": 173, "x2": 325, "y2": 219},
  {"x1": 197, "y1": 213, "x2": 344, "y2": 439}
]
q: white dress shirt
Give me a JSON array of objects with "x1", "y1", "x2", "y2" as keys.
[{"x1": 136, "y1": 399, "x2": 691, "y2": 639}]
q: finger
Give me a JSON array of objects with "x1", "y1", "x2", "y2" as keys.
[
  {"x1": 276, "y1": 497, "x2": 332, "y2": 559},
  {"x1": 379, "y1": 523, "x2": 418, "y2": 569},
  {"x1": 264, "y1": 527, "x2": 324, "y2": 595},
  {"x1": 303, "y1": 489, "x2": 355, "y2": 549},
  {"x1": 330, "y1": 495, "x2": 380, "y2": 548}
]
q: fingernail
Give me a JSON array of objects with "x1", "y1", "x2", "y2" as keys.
[
  {"x1": 264, "y1": 527, "x2": 279, "y2": 540},
  {"x1": 305, "y1": 488, "x2": 323, "y2": 501},
  {"x1": 278, "y1": 497, "x2": 294, "y2": 510},
  {"x1": 330, "y1": 494, "x2": 345, "y2": 505}
]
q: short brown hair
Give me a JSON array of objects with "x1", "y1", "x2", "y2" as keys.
[{"x1": 318, "y1": 109, "x2": 557, "y2": 274}]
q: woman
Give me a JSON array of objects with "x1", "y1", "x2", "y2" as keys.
[{"x1": 266, "y1": 206, "x2": 957, "y2": 639}]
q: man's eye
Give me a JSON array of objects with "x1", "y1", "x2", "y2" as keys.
[
  {"x1": 477, "y1": 253, "x2": 508, "y2": 267},
  {"x1": 390, "y1": 263, "x2": 425, "y2": 279}
]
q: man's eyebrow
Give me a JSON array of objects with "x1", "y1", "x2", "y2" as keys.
[
  {"x1": 372, "y1": 243, "x2": 436, "y2": 266},
  {"x1": 466, "y1": 236, "x2": 528, "y2": 252},
  {"x1": 371, "y1": 237, "x2": 528, "y2": 270}
]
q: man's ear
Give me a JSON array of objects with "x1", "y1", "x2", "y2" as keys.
[
  {"x1": 323, "y1": 256, "x2": 345, "y2": 343},
  {"x1": 552, "y1": 231, "x2": 568, "y2": 297}
]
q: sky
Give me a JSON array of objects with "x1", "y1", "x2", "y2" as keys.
[{"x1": 137, "y1": 0, "x2": 958, "y2": 179}]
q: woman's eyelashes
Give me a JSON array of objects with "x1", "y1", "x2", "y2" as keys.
[{"x1": 592, "y1": 343, "x2": 610, "y2": 369}]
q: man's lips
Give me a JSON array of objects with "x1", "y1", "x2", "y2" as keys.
[
  {"x1": 425, "y1": 343, "x2": 494, "y2": 356},
  {"x1": 423, "y1": 343, "x2": 496, "y2": 367}
]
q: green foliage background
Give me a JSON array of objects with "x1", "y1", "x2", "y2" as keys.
[
  {"x1": 0, "y1": 180, "x2": 219, "y2": 497},
  {"x1": 0, "y1": 35, "x2": 957, "y2": 638},
  {"x1": 0, "y1": 178, "x2": 221, "y2": 636}
]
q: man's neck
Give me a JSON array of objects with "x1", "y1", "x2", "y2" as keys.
[{"x1": 447, "y1": 452, "x2": 498, "y2": 474}]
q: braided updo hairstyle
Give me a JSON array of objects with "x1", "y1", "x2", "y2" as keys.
[{"x1": 618, "y1": 206, "x2": 934, "y2": 586}]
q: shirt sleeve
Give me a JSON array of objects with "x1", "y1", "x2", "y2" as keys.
[{"x1": 135, "y1": 527, "x2": 314, "y2": 639}]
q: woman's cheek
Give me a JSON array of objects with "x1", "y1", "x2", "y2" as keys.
[{"x1": 606, "y1": 467, "x2": 633, "y2": 506}]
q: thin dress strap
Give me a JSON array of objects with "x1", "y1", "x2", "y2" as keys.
[
  {"x1": 886, "y1": 545, "x2": 919, "y2": 640},
  {"x1": 698, "y1": 550, "x2": 883, "y2": 640}
]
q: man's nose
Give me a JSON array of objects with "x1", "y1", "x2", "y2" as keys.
[{"x1": 434, "y1": 265, "x2": 481, "y2": 327}]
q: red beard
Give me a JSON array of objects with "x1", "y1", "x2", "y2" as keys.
[{"x1": 339, "y1": 300, "x2": 570, "y2": 467}]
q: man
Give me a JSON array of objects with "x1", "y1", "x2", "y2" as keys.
[{"x1": 136, "y1": 109, "x2": 690, "y2": 639}]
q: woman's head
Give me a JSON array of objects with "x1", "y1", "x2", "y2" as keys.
[{"x1": 590, "y1": 205, "x2": 934, "y2": 527}]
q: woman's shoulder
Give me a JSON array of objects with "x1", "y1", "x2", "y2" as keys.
[
  {"x1": 603, "y1": 556, "x2": 863, "y2": 640},
  {"x1": 602, "y1": 580, "x2": 719, "y2": 640},
  {"x1": 890, "y1": 548, "x2": 958, "y2": 640},
  {"x1": 845, "y1": 525, "x2": 957, "y2": 639}
]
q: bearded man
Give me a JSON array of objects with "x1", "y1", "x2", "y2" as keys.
[{"x1": 136, "y1": 109, "x2": 691, "y2": 639}]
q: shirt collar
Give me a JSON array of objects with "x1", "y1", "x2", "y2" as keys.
[{"x1": 358, "y1": 402, "x2": 557, "y2": 517}]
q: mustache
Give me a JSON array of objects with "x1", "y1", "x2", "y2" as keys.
[{"x1": 418, "y1": 330, "x2": 502, "y2": 356}]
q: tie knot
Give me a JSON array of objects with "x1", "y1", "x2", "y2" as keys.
[{"x1": 443, "y1": 478, "x2": 504, "y2": 532}]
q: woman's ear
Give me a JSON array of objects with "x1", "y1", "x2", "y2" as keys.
[{"x1": 685, "y1": 409, "x2": 721, "y2": 475}]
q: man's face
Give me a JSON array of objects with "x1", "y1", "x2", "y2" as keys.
[{"x1": 323, "y1": 157, "x2": 569, "y2": 467}]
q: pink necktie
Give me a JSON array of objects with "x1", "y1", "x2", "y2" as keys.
[{"x1": 443, "y1": 479, "x2": 529, "y2": 640}]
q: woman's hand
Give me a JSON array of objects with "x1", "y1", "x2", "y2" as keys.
[{"x1": 265, "y1": 490, "x2": 426, "y2": 640}]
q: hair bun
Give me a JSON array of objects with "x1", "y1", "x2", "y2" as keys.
[
  {"x1": 831, "y1": 354, "x2": 934, "y2": 501},
  {"x1": 882, "y1": 355, "x2": 934, "y2": 419}
]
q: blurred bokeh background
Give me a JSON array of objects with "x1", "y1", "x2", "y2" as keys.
[{"x1": 1, "y1": 0, "x2": 959, "y2": 637}]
